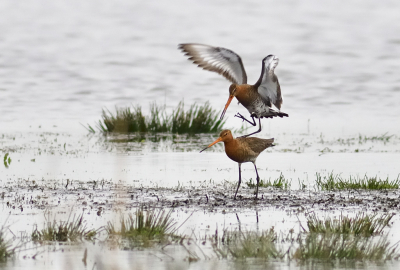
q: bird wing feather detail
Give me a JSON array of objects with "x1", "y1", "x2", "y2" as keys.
[
  {"x1": 238, "y1": 137, "x2": 274, "y2": 155},
  {"x1": 254, "y1": 56, "x2": 282, "y2": 110},
  {"x1": 178, "y1": 43, "x2": 247, "y2": 85}
]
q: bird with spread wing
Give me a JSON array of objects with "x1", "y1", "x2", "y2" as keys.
[{"x1": 179, "y1": 43, "x2": 288, "y2": 137}]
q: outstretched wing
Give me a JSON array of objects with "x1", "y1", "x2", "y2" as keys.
[
  {"x1": 178, "y1": 43, "x2": 247, "y2": 85},
  {"x1": 254, "y1": 55, "x2": 282, "y2": 110}
]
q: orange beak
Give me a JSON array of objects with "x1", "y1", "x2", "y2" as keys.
[
  {"x1": 220, "y1": 95, "x2": 234, "y2": 120},
  {"x1": 200, "y1": 137, "x2": 223, "y2": 153}
]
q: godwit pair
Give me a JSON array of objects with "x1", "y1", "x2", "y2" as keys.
[
  {"x1": 179, "y1": 43, "x2": 288, "y2": 138},
  {"x1": 179, "y1": 43, "x2": 285, "y2": 199}
]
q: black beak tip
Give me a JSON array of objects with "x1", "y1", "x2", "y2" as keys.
[{"x1": 200, "y1": 147, "x2": 208, "y2": 153}]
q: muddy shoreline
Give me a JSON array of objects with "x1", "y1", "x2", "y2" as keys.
[{"x1": 3, "y1": 178, "x2": 400, "y2": 215}]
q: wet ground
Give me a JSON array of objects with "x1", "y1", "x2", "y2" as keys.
[{"x1": 1, "y1": 132, "x2": 400, "y2": 269}]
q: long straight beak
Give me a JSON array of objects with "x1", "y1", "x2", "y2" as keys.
[
  {"x1": 200, "y1": 137, "x2": 223, "y2": 153},
  {"x1": 220, "y1": 95, "x2": 234, "y2": 120}
]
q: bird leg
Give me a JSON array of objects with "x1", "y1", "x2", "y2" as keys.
[
  {"x1": 253, "y1": 163, "x2": 260, "y2": 199},
  {"x1": 234, "y1": 163, "x2": 242, "y2": 200},
  {"x1": 240, "y1": 118, "x2": 262, "y2": 138},
  {"x1": 234, "y1": 113, "x2": 257, "y2": 126}
]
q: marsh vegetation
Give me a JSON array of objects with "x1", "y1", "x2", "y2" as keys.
[
  {"x1": 1, "y1": 197, "x2": 399, "y2": 268},
  {"x1": 211, "y1": 212, "x2": 398, "y2": 262},
  {"x1": 305, "y1": 212, "x2": 394, "y2": 236},
  {"x1": 0, "y1": 225, "x2": 13, "y2": 262},
  {"x1": 87, "y1": 101, "x2": 225, "y2": 134},
  {"x1": 293, "y1": 212, "x2": 398, "y2": 261},
  {"x1": 106, "y1": 207, "x2": 180, "y2": 248},
  {"x1": 31, "y1": 213, "x2": 98, "y2": 243},
  {"x1": 212, "y1": 228, "x2": 283, "y2": 260},
  {"x1": 316, "y1": 172, "x2": 400, "y2": 190},
  {"x1": 246, "y1": 173, "x2": 291, "y2": 190}
]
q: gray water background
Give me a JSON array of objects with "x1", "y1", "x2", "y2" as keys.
[{"x1": 1, "y1": 0, "x2": 400, "y2": 136}]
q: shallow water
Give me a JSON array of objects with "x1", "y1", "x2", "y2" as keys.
[
  {"x1": 1, "y1": 132, "x2": 400, "y2": 269},
  {"x1": 1, "y1": 0, "x2": 400, "y2": 135},
  {"x1": 1, "y1": 0, "x2": 400, "y2": 269}
]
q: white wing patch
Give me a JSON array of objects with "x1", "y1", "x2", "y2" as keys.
[
  {"x1": 255, "y1": 55, "x2": 282, "y2": 110},
  {"x1": 178, "y1": 43, "x2": 247, "y2": 85}
]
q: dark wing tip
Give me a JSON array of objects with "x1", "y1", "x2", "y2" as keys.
[
  {"x1": 178, "y1": 43, "x2": 191, "y2": 53},
  {"x1": 177, "y1": 43, "x2": 186, "y2": 50},
  {"x1": 178, "y1": 43, "x2": 195, "y2": 53}
]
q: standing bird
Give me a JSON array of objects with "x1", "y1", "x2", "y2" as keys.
[
  {"x1": 179, "y1": 43, "x2": 288, "y2": 137},
  {"x1": 200, "y1": 129, "x2": 274, "y2": 199}
]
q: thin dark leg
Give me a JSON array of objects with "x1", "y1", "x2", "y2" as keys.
[
  {"x1": 234, "y1": 163, "x2": 242, "y2": 200},
  {"x1": 235, "y1": 113, "x2": 257, "y2": 126},
  {"x1": 241, "y1": 118, "x2": 262, "y2": 138},
  {"x1": 253, "y1": 162, "x2": 260, "y2": 199}
]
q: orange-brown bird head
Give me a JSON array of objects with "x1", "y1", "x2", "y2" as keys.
[{"x1": 200, "y1": 129, "x2": 233, "y2": 153}]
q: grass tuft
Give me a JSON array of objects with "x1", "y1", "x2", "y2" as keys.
[
  {"x1": 0, "y1": 226, "x2": 13, "y2": 262},
  {"x1": 359, "y1": 133, "x2": 394, "y2": 143},
  {"x1": 212, "y1": 228, "x2": 282, "y2": 260},
  {"x1": 106, "y1": 207, "x2": 178, "y2": 247},
  {"x1": 315, "y1": 172, "x2": 400, "y2": 190},
  {"x1": 246, "y1": 173, "x2": 291, "y2": 190},
  {"x1": 293, "y1": 232, "x2": 398, "y2": 261},
  {"x1": 88, "y1": 101, "x2": 225, "y2": 134},
  {"x1": 306, "y1": 212, "x2": 394, "y2": 237},
  {"x1": 294, "y1": 212, "x2": 398, "y2": 261},
  {"x1": 210, "y1": 213, "x2": 399, "y2": 262},
  {"x1": 32, "y1": 213, "x2": 98, "y2": 242}
]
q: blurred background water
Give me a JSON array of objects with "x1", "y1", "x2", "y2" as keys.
[{"x1": 1, "y1": 0, "x2": 399, "y2": 136}]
